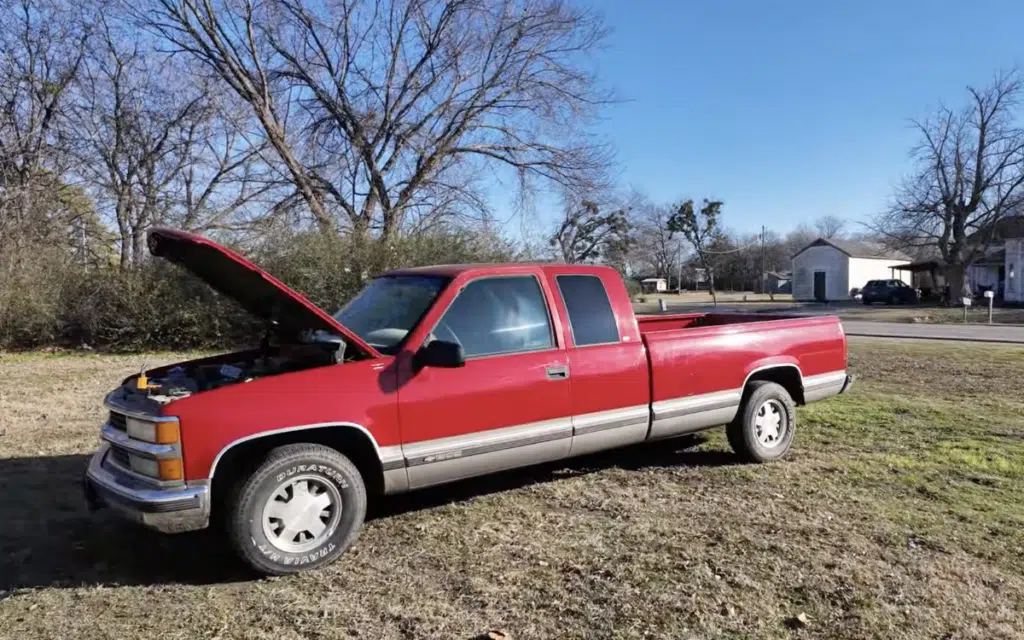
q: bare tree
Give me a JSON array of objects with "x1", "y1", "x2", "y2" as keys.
[
  {"x1": 72, "y1": 18, "x2": 275, "y2": 265},
  {"x1": 783, "y1": 222, "x2": 817, "y2": 257},
  {"x1": 171, "y1": 96, "x2": 282, "y2": 233},
  {"x1": 873, "y1": 71, "x2": 1024, "y2": 300},
  {"x1": 814, "y1": 215, "x2": 846, "y2": 239},
  {"x1": 668, "y1": 198, "x2": 724, "y2": 306},
  {"x1": 550, "y1": 196, "x2": 630, "y2": 264},
  {"x1": 629, "y1": 197, "x2": 682, "y2": 282},
  {"x1": 142, "y1": 0, "x2": 612, "y2": 242},
  {"x1": 0, "y1": 0, "x2": 90, "y2": 255}
]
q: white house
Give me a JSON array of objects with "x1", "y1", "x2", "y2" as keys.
[
  {"x1": 1006, "y1": 238, "x2": 1024, "y2": 303},
  {"x1": 961, "y1": 217, "x2": 1024, "y2": 303},
  {"x1": 791, "y1": 238, "x2": 911, "y2": 302},
  {"x1": 640, "y1": 277, "x2": 667, "y2": 293},
  {"x1": 964, "y1": 237, "x2": 1024, "y2": 302}
]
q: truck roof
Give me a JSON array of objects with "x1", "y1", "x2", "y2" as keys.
[{"x1": 382, "y1": 262, "x2": 618, "y2": 279}]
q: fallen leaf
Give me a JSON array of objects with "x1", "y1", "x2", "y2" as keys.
[{"x1": 784, "y1": 613, "x2": 810, "y2": 629}]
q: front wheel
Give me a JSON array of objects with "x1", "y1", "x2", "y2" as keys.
[
  {"x1": 227, "y1": 443, "x2": 367, "y2": 575},
  {"x1": 727, "y1": 381, "x2": 796, "y2": 462}
]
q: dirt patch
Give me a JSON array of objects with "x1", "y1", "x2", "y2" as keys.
[{"x1": 1, "y1": 342, "x2": 1023, "y2": 639}]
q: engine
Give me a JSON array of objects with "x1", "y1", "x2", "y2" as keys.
[{"x1": 132, "y1": 334, "x2": 348, "y2": 405}]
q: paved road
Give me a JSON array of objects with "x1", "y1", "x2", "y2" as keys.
[
  {"x1": 841, "y1": 320, "x2": 1024, "y2": 344},
  {"x1": 652, "y1": 303, "x2": 1024, "y2": 343}
]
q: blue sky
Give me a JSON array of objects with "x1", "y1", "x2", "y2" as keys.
[{"x1": 572, "y1": 0, "x2": 1024, "y2": 236}]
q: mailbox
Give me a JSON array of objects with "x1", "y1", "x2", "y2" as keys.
[{"x1": 984, "y1": 290, "x2": 995, "y2": 299}]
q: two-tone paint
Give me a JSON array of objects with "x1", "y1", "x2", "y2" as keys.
[{"x1": 85, "y1": 235, "x2": 852, "y2": 534}]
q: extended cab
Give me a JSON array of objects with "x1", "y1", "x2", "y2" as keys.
[{"x1": 84, "y1": 228, "x2": 853, "y2": 574}]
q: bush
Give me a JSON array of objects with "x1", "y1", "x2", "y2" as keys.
[
  {"x1": 622, "y1": 277, "x2": 641, "y2": 299},
  {"x1": 0, "y1": 226, "x2": 518, "y2": 352}
]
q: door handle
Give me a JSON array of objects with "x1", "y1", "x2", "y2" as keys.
[{"x1": 546, "y1": 365, "x2": 570, "y2": 380}]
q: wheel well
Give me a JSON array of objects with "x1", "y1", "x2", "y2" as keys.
[
  {"x1": 745, "y1": 367, "x2": 804, "y2": 405},
  {"x1": 209, "y1": 427, "x2": 385, "y2": 516}
]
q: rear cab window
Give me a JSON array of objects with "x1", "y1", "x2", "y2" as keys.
[{"x1": 555, "y1": 274, "x2": 620, "y2": 347}]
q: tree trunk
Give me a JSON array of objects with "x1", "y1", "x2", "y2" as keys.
[
  {"x1": 131, "y1": 225, "x2": 146, "y2": 265},
  {"x1": 947, "y1": 263, "x2": 972, "y2": 305},
  {"x1": 116, "y1": 208, "x2": 131, "y2": 269}
]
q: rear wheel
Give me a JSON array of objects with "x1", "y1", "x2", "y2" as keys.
[
  {"x1": 727, "y1": 381, "x2": 796, "y2": 463},
  {"x1": 226, "y1": 443, "x2": 367, "y2": 575}
]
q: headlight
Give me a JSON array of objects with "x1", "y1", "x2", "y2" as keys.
[
  {"x1": 126, "y1": 417, "x2": 180, "y2": 444},
  {"x1": 129, "y1": 455, "x2": 160, "y2": 478},
  {"x1": 128, "y1": 454, "x2": 184, "y2": 481}
]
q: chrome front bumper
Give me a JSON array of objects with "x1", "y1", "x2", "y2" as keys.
[{"x1": 83, "y1": 443, "x2": 210, "y2": 533}]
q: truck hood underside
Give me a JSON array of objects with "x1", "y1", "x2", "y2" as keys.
[{"x1": 146, "y1": 227, "x2": 378, "y2": 357}]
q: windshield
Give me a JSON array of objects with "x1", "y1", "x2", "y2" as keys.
[{"x1": 333, "y1": 275, "x2": 449, "y2": 354}]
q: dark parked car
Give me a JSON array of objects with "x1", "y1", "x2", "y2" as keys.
[{"x1": 861, "y1": 279, "x2": 919, "y2": 305}]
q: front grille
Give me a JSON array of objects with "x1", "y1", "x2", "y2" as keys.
[
  {"x1": 109, "y1": 446, "x2": 132, "y2": 469},
  {"x1": 108, "y1": 411, "x2": 127, "y2": 432}
]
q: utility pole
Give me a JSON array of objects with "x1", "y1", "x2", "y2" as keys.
[
  {"x1": 677, "y1": 238, "x2": 684, "y2": 292},
  {"x1": 760, "y1": 225, "x2": 766, "y2": 294}
]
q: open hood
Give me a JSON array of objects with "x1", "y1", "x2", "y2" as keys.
[{"x1": 147, "y1": 228, "x2": 379, "y2": 358}]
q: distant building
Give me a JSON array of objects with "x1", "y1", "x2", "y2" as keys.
[
  {"x1": 765, "y1": 270, "x2": 791, "y2": 294},
  {"x1": 966, "y1": 217, "x2": 1024, "y2": 302},
  {"x1": 791, "y1": 238, "x2": 911, "y2": 302},
  {"x1": 640, "y1": 277, "x2": 667, "y2": 293},
  {"x1": 890, "y1": 216, "x2": 1024, "y2": 302}
]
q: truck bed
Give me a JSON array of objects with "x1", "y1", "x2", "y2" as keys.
[
  {"x1": 638, "y1": 312, "x2": 848, "y2": 442},
  {"x1": 636, "y1": 311, "x2": 804, "y2": 334}
]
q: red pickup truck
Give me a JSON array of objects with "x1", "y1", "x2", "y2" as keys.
[{"x1": 84, "y1": 228, "x2": 852, "y2": 575}]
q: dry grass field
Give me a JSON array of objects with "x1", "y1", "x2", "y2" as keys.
[
  {"x1": 1, "y1": 339, "x2": 1023, "y2": 639},
  {"x1": 840, "y1": 306, "x2": 1024, "y2": 325}
]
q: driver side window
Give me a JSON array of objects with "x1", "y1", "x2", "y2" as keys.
[{"x1": 433, "y1": 276, "x2": 554, "y2": 358}]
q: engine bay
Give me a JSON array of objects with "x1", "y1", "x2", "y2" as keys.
[{"x1": 129, "y1": 332, "x2": 350, "y2": 405}]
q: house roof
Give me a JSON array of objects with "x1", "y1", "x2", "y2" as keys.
[
  {"x1": 891, "y1": 259, "x2": 947, "y2": 272},
  {"x1": 792, "y1": 237, "x2": 911, "y2": 261},
  {"x1": 766, "y1": 270, "x2": 791, "y2": 279},
  {"x1": 966, "y1": 215, "x2": 1024, "y2": 244}
]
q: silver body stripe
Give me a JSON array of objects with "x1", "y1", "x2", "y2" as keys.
[
  {"x1": 379, "y1": 445, "x2": 405, "y2": 471},
  {"x1": 572, "y1": 404, "x2": 650, "y2": 436},
  {"x1": 403, "y1": 417, "x2": 573, "y2": 466},
  {"x1": 200, "y1": 369, "x2": 849, "y2": 496},
  {"x1": 802, "y1": 371, "x2": 849, "y2": 389},
  {"x1": 802, "y1": 370, "x2": 849, "y2": 403},
  {"x1": 651, "y1": 389, "x2": 744, "y2": 421}
]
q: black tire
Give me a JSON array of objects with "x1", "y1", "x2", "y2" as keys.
[
  {"x1": 226, "y1": 443, "x2": 367, "y2": 575},
  {"x1": 727, "y1": 381, "x2": 796, "y2": 463}
]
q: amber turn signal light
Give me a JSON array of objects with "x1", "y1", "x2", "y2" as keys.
[
  {"x1": 158, "y1": 458, "x2": 184, "y2": 481},
  {"x1": 154, "y1": 421, "x2": 180, "y2": 445}
]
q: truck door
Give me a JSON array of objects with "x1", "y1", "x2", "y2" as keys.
[
  {"x1": 396, "y1": 273, "x2": 572, "y2": 489},
  {"x1": 548, "y1": 272, "x2": 649, "y2": 457}
]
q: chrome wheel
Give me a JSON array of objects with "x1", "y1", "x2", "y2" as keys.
[
  {"x1": 261, "y1": 474, "x2": 342, "y2": 554},
  {"x1": 754, "y1": 399, "x2": 786, "y2": 447}
]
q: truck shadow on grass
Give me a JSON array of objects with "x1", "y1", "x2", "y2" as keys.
[{"x1": 0, "y1": 436, "x2": 737, "y2": 591}]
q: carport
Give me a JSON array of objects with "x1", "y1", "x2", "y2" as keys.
[{"x1": 891, "y1": 260, "x2": 947, "y2": 301}]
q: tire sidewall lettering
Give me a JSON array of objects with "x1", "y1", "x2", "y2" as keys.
[
  {"x1": 274, "y1": 464, "x2": 350, "y2": 488},
  {"x1": 256, "y1": 541, "x2": 337, "y2": 565}
]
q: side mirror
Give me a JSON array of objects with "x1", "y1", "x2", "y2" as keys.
[{"x1": 413, "y1": 340, "x2": 465, "y2": 370}]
